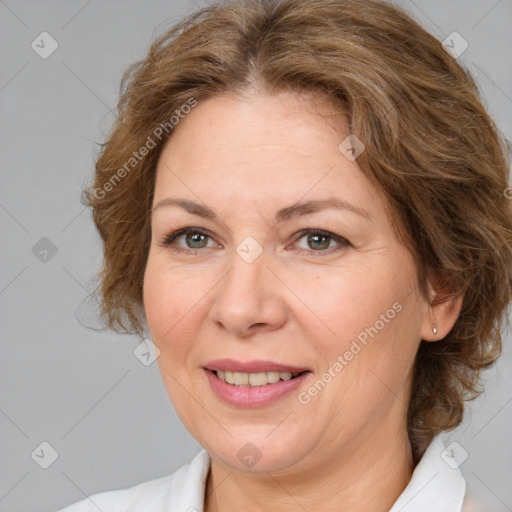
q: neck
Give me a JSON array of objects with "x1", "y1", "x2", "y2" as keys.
[{"x1": 204, "y1": 427, "x2": 414, "y2": 512}]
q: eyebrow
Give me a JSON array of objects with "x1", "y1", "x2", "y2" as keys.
[{"x1": 151, "y1": 196, "x2": 372, "y2": 223}]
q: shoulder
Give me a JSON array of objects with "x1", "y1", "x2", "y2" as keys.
[{"x1": 55, "y1": 449, "x2": 210, "y2": 512}]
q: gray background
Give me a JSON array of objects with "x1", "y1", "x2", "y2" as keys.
[{"x1": 0, "y1": 1, "x2": 511, "y2": 511}]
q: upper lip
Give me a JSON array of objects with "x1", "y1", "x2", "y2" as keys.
[{"x1": 204, "y1": 358, "x2": 310, "y2": 374}]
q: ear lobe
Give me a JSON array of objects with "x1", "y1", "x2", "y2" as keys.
[{"x1": 421, "y1": 273, "x2": 464, "y2": 342}]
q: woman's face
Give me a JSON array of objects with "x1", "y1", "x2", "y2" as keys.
[{"x1": 143, "y1": 90, "x2": 432, "y2": 473}]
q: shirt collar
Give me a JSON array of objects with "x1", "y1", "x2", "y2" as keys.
[
  {"x1": 389, "y1": 436, "x2": 466, "y2": 512},
  {"x1": 169, "y1": 436, "x2": 465, "y2": 511}
]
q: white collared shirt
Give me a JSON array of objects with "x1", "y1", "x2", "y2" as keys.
[{"x1": 56, "y1": 436, "x2": 467, "y2": 512}]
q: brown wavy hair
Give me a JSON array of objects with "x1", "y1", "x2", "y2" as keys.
[{"x1": 82, "y1": 0, "x2": 512, "y2": 461}]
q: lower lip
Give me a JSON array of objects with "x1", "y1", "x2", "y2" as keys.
[{"x1": 204, "y1": 369, "x2": 310, "y2": 407}]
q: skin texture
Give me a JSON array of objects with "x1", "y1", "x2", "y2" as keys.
[{"x1": 143, "y1": 89, "x2": 462, "y2": 512}]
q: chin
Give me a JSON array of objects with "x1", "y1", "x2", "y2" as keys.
[{"x1": 202, "y1": 428, "x2": 313, "y2": 473}]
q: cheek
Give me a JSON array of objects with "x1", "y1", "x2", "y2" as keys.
[
  {"x1": 143, "y1": 261, "x2": 192, "y2": 352},
  {"x1": 290, "y1": 262, "x2": 402, "y2": 348},
  {"x1": 143, "y1": 270, "x2": 171, "y2": 338},
  {"x1": 296, "y1": 256, "x2": 420, "y2": 381},
  {"x1": 143, "y1": 265, "x2": 196, "y2": 407},
  {"x1": 143, "y1": 257, "x2": 217, "y2": 381}
]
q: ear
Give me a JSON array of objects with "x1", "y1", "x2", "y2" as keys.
[{"x1": 420, "y1": 271, "x2": 464, "y2": 342}]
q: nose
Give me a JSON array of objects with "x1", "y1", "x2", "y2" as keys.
[{"x1": 208, "y1": 247, "x2": 288, "y2": 337}]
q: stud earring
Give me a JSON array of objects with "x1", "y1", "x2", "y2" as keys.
[{"x1": 432, "y1": 326, "x2": 438, "y2": 335}]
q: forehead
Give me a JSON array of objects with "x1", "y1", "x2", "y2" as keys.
[{"x1": 153, "y1": 91, "x2": 383, "y2": 219}]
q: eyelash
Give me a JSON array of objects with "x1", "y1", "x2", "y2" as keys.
[{"x1": 157, "y1": 226, "x2": 350, "y2": 256}]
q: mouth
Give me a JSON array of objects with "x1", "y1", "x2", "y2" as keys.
[{"x1": 203, "y1": 363, "x2": 312, "y2": 407}]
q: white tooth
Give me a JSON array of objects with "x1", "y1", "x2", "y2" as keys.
[
  {"x1": 249, "y1": 372, "x2": 268, "y2": 386},
  {"x1": 233, "y1": 371, "x2": 249, "y2": 385},
  {"x1": 215, "y1": 370, "x2": 299, "y2": 386},
  {"x1": 266, "y1": 371, "x2": 281, "y2": 383}
]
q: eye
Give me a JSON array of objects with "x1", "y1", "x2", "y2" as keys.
[
  {"x1": 158, "y1": 227, "x2": 350, "y2": 256},
  {"x1": 292, "y1": 229, "x2": 349, "y2": 254},
  {"x1": 157, "y1": 227, "x2": 217, "y2": 253}
]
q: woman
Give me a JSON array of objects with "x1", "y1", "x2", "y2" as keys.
[{"x1": 58, "y1": 0, "x2": 512, "y2": 510}]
